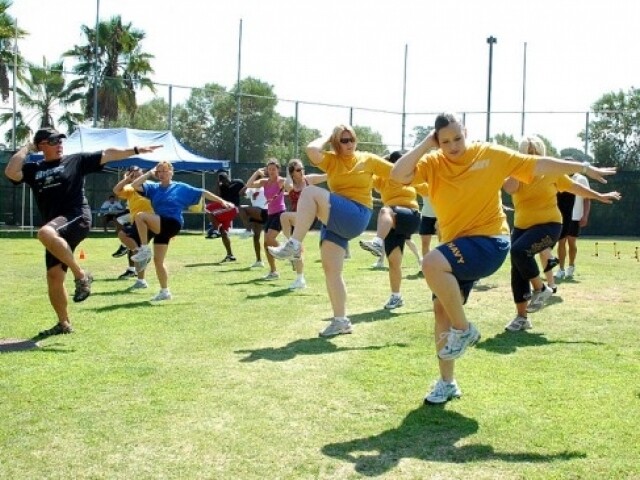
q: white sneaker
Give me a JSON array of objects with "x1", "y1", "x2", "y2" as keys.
[
  {"x1": 289, "y1": 277, "x2": 307, "y2": 290},
  {"x1": 250, "y1": 260, "x2": 265, "y2": 268},
  {"x1": 151, "y1": 290, "x2": 172, "y2": 301},
  {"x1": 565, "y1": 266, "x2": 575, "y2": 278},
  {"x1": 438, "y1": 323, "x2": 481, "y2": 360},
  {"x1": 371, "y1": 259, "x2": 385, "y2": 269},
  {"x1": 384, "y1": 295, "x2": 404, "y2": 310},
  {"x1": 505, "y1": 315, "x2": 532, "y2": 332},
  {"x1": 261, "y1": 271, "x2": 280, "y2": 281},
  {"x1": 554, "y1": 269, "x2": 566, "y2": 281},
  {"x1": 424, "y1": 379, "x2": 462, "y2": 405},
  {"x1": 527, "y1": 285, "x2": 553, "y2": 313},
  {"x1": 359, "y1": 239, "x2": 383, "y2": 257},
  {"x1": 319, "y1": 318, "x2": 353, "y2": 337},
  {"x1": 239, "y1": 230, "x2": 253, "y2": 239},
  {"x1": 131, "y1": 245, "x2": 152, "y2": 262},
  {"x1": 129, "y1": 279, "x2": 148, "y2": 289},
  {"x1": 268, "y1": 239, "x2": 301, "y2": 260}
]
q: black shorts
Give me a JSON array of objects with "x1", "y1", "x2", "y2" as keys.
[
  {"x1": 154, "y1": 217, "x2": 181, "y2": 245},
  {"x1": 123, "y1": 223, "x2": 155, "y2": 246},
  {"x1": 419, "y1": 216, "x2": 437, "y2": 236},
  {"x1": 560, "y1": 220, "x2": 581, "y2": 239},
  {"x1": 264, "y1": 211, "x2": 283, "y2": 232},
  {"x1": 45, "y1": 214, "x2": 91, "y2": 271},
  {"x1": 383, "y1": 207, "x2": 420, "y2": 256}
]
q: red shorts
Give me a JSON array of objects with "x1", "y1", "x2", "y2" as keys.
[{"x1": 206, "y1": 202, "x2": 239, "y2": 232}]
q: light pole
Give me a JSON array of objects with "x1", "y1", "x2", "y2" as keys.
[
  {"x1": 92, "y1": 0, "x2": 100, "y2": 127},
  {"x1": 486, "y1": 35, "x2": 497, "y2": 141}
]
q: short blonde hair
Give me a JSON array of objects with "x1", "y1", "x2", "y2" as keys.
[
  {"x1": 519, "y1": 135, "x2": 546, "y2": 156},
  {"x1": 329, "y1": 125, "x2": 357, "y2": 153},
  {"x1": 156, "y1": 160, "x2": 174, "y2": 172}
]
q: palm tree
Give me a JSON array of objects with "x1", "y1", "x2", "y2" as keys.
[
  {"x1": 0, "y1": 58, "x2": 84, "y2": 144},
  {"x1": 64, "y1": 15, "x2": 155, "y2": 126},
  {"x1": 0, "y1": 0, "x2": 27, "y2": 101}
]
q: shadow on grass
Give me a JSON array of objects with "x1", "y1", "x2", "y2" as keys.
[
  {"x1": 472, "y1": 281, "x2": 499, "y2": 292},
  {"x1": 348, "y1": 308, "x2": 432, "y2": 325},
  {"x1": 245, "y1": 287, "x2": 307, "y2": 299},
  {"x1": 235, "y1": 337, "x2": 408, "y2": 362},
  {"x1": 0, "y1": 339, "x2": 74, "y2": 354},
  {"x1": 322, "y1": 407, "x2": 585, "y2": 476},
  {"x1": 91, "y1": 300, "x2": 161, "y2": 312},
  {"x1": 476, "y1": 330, "x2": 604, "y2": 355}
]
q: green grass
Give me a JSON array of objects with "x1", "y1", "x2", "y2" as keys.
[{"x1": 1, "y1": 231, "x2": 639, "y2": 479}]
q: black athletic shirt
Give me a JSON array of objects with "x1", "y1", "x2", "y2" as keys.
[
  {"x1": 16, "y1": 152, "x2": 104, "y2": 222},
  {"x1": 220, "y1": 179, "x2": 246, "y2": 206}
]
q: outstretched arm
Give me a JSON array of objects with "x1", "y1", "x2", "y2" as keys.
[
  {"x1": 534, "y1": 158, "x2": 616, "y2": 184},
  {"x1": 101, "y1": 145, "x2": 162, "y2": 165}
]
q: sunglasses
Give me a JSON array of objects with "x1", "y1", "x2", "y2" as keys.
[
  {"x1": 339, "y1": 138, "x2": 355, "y2": 144},
  {"x1": 41, "y1": 138, "x2": 63, "y2": 146},
  {"x1": 294, "y1": 168, "x2": 304, "y2": 172}
]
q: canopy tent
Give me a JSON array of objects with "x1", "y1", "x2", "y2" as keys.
[{"x1": 64, "y1": 126, "x2": 230, "y2": 171}]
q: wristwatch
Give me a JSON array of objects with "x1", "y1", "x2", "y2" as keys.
[{"x1": 581, "y1": 161, "x2": 590, "y2": 175}]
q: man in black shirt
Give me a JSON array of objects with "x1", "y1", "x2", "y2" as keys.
[{"x1": 5, "y1": 127, "x2": 160, "y2": 337}]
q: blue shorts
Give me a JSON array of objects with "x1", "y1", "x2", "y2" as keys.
[
  {"x1": 436, "y1": 235, "x2": 510, "y2": 302},
  {"x1": 320, "y1": 194, "x2": 372, "y2": 250}
]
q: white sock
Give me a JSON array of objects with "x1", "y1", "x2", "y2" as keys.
[
  {"x1": 391, "y1": 292, "x2": 401, "y2": 298},
  {"x1": 373, "y1": 236, "x2": 383, "y2": 245},
  {"x1": 297, "y1": 274, "x2": 305, "y2": 281}
]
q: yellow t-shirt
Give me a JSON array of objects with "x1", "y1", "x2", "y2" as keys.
[
  {"x1": 317, "y1": 151, "x2": 392, "y2": 208},
  {"x1": 117, "y1": 184, "x2": 154, "y2": 216},
  {"x1": 372, "y1": 176, "x2": 428, "y2": 210},
  {"x1": 512, "y1": 174, "x2": 574, "y2": 229},
  {"x1": 413, "y1": 142, "x2": 537, "y2": 243}
]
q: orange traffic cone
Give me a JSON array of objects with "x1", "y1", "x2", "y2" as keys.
[{"x1": 79, "y1": 249, "x2": 86, "y2": 260}]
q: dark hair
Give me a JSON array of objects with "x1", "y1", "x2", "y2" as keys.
[
  {"x1": 434, "y1": 113, "x2": 460, "y2": 141},
  {"x1": 385, "y1": 151, "x2": 403, "y2": 164}
]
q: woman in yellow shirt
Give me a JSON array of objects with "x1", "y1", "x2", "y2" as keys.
[
  {"x1": 391, "y1": 113, "x2": 617, "y2": 405},
  {"x1": 503, "y1": 136, "x2": 621, "y2": 331},
  {"x1": 269, "y1": 125, "x2": 392, "y2": 337}
]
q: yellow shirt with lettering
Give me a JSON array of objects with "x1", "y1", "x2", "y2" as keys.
[
  {"x1": 317, "y1": 151, "x2": 392, "y2": 208},
  {"x1": 372, "y1": 176, "x2": 428, "y2": 210},
  {"x1": 117, "y1": 184, "x2": 154, "y2": 216},
  {"x1": 511, "y1": 174, "x2": 574, "y2": 229},
  {"x1": 413, "y1": 142, "x2": 537, "y2": 243}
]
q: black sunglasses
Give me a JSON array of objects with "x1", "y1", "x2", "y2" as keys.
[
  {"x1": 294, "y1": 168, "x2": 304, "y2": 172},
  {"x1": 41, "y1": 138, "x2": 63, "y2": 146},
  {"x1": 339, "y1": 138, "x2": 355, "y2": 144}
]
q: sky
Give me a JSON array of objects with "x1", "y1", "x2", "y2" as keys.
[{"x1": 7, "y1": 0, "x2": 640, "y2": 153}]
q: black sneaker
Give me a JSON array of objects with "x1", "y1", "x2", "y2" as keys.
[
  {"x1": 37, "y1": 322, "x2": 74, "y2": 338},
  {"x1": 73, "y1": 273, "x2": 93, "y2": 302},
  {"x1": 112, "y1": 245, "x2": 128, "y2": 258},
  {"x1": 118, "y1": 269, "x2": 136, "y2": 279},
  {"x1": 220, "y1": 255, "x2": 237, "y2": 263}
]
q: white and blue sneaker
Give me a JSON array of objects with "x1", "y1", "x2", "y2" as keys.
[
  {"x1": 438, "y1": 323, "x2": 481, "y2": 360},
  {"x1": 424, "y1": 379, "x2": 462, "y2": 405}
]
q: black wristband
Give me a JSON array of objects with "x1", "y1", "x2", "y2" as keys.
[{"x1": 134, "y1": 146, "x2": 139, "y2": 155}]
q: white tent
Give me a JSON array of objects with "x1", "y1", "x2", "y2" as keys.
[{"x1": 65, "y1": 127, "x2": 230, "y2": 171}]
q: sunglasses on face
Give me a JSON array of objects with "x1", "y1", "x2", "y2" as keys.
[
  {"x1": 339, "y1": 138, "x2": 355, "y2": 144},
  {"x1": 41, "y1": 138, "x2": 63, "y2": 146},
  {"x1": 294, "y1": 168, "x2": 304, "y2": 172}
]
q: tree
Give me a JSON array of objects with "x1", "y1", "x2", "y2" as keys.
[
  {"x1": 353, "y1": 125, "x2": 386, "y2": 156},
  {"x1": 559, "y1": 147, "x2": 592, "y2": 162},
  {"x1": 266, "y1": 114, "x2": 320, "y2": 163},
  {"x1": 0, "y1": 58, "x2": 84, "y2": 144},
  {"x1": 64, "y1": 15, "x2": 155, "y2": 126},
  {"x1": 210, "y1": 77, "x2": 279, "y2": 163},
  {"x1": 0, "y1": 0, "x2": 27, "y2": 102},
  {"x1": 111, "y1": 97, "x2": 170, "y2": 131},
  {"x1": 581, "y1": 87, "x2": 640, "y2": 170},
  {"x1": 494, "y1": 133, "x2": 518, "y2": 150},
  {"x1": 172, "y1": 82, "x2": 226, "y2": 158},
  {"x1": 409, "y1": 125, "x2": 433, "y2": 147}
]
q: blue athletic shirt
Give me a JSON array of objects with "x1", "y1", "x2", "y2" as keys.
[{"x1": 142, "y1": 181, "x2": 203, "y2": 226}]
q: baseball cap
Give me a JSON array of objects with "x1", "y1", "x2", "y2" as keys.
[{"x1": 34, "y1": 127, "x2": 67, "y2": 144}]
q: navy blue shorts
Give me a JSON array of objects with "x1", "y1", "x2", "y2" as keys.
[
  {"x1": 320, "y1": 194, "x2": 371, "y2": 250},
  {"x1": 419, "y1": 216, "x2": 437, "y2": 236},
  {"x1": 436, "y1": 235, "x2": 510, "y2": 302}
]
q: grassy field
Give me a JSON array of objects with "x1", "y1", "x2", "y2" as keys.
[{"x1": 1, "y1": 231, "x2": 639, "y2": 479}]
